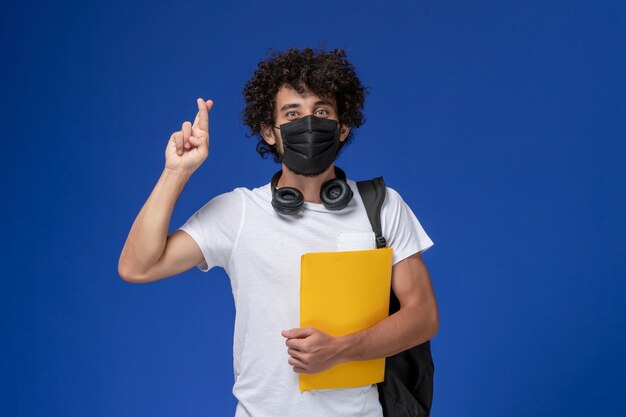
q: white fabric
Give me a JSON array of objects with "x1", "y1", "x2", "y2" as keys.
[{"x1": 177, "y1": 178, "x2": 434, "y2": 417}]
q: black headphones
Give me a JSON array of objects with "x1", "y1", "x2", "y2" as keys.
[{"x1": 271, "y1": 166, "x2": 354, "y2": 215}]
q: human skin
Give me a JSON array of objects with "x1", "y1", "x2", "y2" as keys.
[
  {"x1": 261, "y1": 85, "x2": 440, "y2": 374},
  {"x1": 117, "y1": 98, "x2": 213, "y2": 282},
  {"x1": 259, "y1": 85, "x2": 351, "y2": 204},
  {"x1": 118, "y1": 90, "x2": 439, "y2": 375}
]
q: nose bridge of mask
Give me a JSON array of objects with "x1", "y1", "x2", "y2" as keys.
[
  {"x1": 278, "y1": 114, "x2": 338, "y2": 137},
  {"x1": 302, "y1": 114, "x2": 338, "y2": 132}
]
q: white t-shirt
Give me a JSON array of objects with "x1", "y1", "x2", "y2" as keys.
[{"x1": 177, "y1": 178, "x2": 434, "y2": 417}]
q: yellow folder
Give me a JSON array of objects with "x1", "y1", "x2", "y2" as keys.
[{"x1": 299, "y1": 247, "x2": 393, "y2": 391}]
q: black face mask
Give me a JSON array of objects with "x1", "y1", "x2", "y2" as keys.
[{"x1": 274, "y1": 115, "x2": 341, "y2": 176}]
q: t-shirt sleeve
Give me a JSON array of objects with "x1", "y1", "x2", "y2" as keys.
[
  {"x1": 176, "y1": 188, "x2": 244, "y2": 272},
  {"x1": 381, "y1": 187, "x2": 434, "y2": 265}
]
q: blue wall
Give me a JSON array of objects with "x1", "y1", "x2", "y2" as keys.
[{"x1": 2, "y1": 1, "x2": 625, "y2": 416}]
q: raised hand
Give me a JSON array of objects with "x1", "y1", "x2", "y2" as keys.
[{"x1": 165, "y1": 98, "x2": 214, "y2": 174}]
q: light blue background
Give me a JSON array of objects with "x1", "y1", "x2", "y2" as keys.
[{"x1": 2, "y1": 1, "x2": 625, "y2": 416}]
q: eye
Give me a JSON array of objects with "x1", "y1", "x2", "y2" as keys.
[
  {"x1": 286, "y1": 111, "x2": 298, "y2": 118},
  {"x1": 315, "y1": 109, "x2": 329, "y2": 115}
]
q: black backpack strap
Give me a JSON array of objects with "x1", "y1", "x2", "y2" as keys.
[{"x1": 356, "y1": 177, "x2": 387, "y2": 249}]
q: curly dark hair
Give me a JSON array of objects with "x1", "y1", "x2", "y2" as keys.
[{"x1": 241, "y1": 47, "x2": 368, "y2": 163}]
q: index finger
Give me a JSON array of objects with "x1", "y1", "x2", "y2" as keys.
[
  {"x1": 193, "y1": 98, "x2": 210, "y2": 131},
  {"x1": 285, "y1": 338, "x2": 304, "y2": 350}
]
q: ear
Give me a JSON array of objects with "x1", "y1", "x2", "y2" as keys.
[
  {"x1": 260, "y1": 123, "x2": 276, "y2": 145},
  {"x1": 339, "y1": 124, "x2": 351, "y2": 142}
]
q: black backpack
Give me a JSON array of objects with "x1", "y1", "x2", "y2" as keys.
[{"x1": 356, "y1": 177, "x2": 435, "y2": 417}]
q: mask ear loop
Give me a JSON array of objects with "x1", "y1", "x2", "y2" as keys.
[
  {"x1": 269, "y1": 125, "x2": 282, "y2": 157},
  {"x1": 268, "y1": 124, "x2": 293, "y2": 212},
  {"x1": 337, "y1": 121, "x2": 346, "y2": 143}
]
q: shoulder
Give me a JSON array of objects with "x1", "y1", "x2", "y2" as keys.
[
  {"x1": 382, "y1": 186, "x2": 407, "y2": 212},
  {"x1": 350, "y1": 178, "x2": 407, "y2": 215},
  {"x1": 192, "y1": 182, "x2": 273, "y2": 216},
  {"x1": 350, "y1": 178, "x2": 403, "y2": 203},
  {"x1": 238, "y1": 181, "x2": 273, "y2": 207},
  {"x1": 380, "y1": 185, "x2": 423, "y2": 224},
  {"x1": 195, "y1": 187, "x2": 246, "y2": 214},
  {"x1": 212, "y1": 187, "x2": 244, "y2": 203},
  {"x1": 384, "y1": 186, "x2": 403, "y2": 201}
]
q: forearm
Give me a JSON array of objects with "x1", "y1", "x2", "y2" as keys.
[
  {"x1": 118, "y1": 168, "x2": 191, "y2": 277},
  {"x1": 336, "y1": 303, "x2": 437, "y2": 362}
]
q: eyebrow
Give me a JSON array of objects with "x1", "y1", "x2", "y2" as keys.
[
  {"x1": 314, "y1": 100, "x2": 335, "y2": 108},
  {"x1": 279, "y1": 100, "x2": 336, "y2": 112},
  {"x1": 279, "y1": 103, "x2": 301, "y2": 112}
]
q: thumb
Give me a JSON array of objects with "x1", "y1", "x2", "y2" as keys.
[{"x1": 282, "y1": 327, "x2": 314, "y2": 338}]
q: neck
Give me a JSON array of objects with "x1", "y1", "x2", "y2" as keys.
[{"x1": 277, "y1": 164, "x2": 338, "y2": 204}]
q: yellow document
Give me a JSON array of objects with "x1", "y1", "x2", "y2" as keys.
[{"x1": 299, "y1": 247, "x2": 393, "y2": 391}]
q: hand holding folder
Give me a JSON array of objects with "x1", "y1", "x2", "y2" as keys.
[{"x1": 299, "y1": 247, "x2": 393, "y2": 391}]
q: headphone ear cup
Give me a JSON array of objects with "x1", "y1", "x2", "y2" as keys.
[
  {"x1": 320, "y1": 178, "x2": 353, "y2": 211},
  {"x1": 272, "y1": 186, "x2": 304, "y2": 215}
]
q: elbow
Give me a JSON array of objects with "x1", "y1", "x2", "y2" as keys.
[
  {"x1": 413, "y1": 306, "x2": 439, "y2": 345},
  {"x1": 412, "y1": 314, "x2": 438, "y2": 348},
  {"x1": 430, "y1": 313, "x2": 439, "y2": 340},
  {"x1": 118, "y1": 267, "x2": 140, "y2": 284},
  {"x1": 117, "y1": 259, "x2": 146, "y2": 284},
  {"x1": 404, "y1": 305, "x2": 440, "y2": 348},
  {"x1": 428, "y1": 306, "x2": 440, "y2": 340}
]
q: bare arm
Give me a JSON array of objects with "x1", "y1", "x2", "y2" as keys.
[
  {"x1": 336, "y1": 251, "x2": 439, "y2": 360},
  {"x1": 117, "y1": 98, "x2": 214, "y2": 283},
  {"x1": 117, "y1": 168, "x2": 201, "y2": 283}
]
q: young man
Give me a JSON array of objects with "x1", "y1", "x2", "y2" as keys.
[{"x1": 118, "y1": 47, "x2": 438, "y2": 417}]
